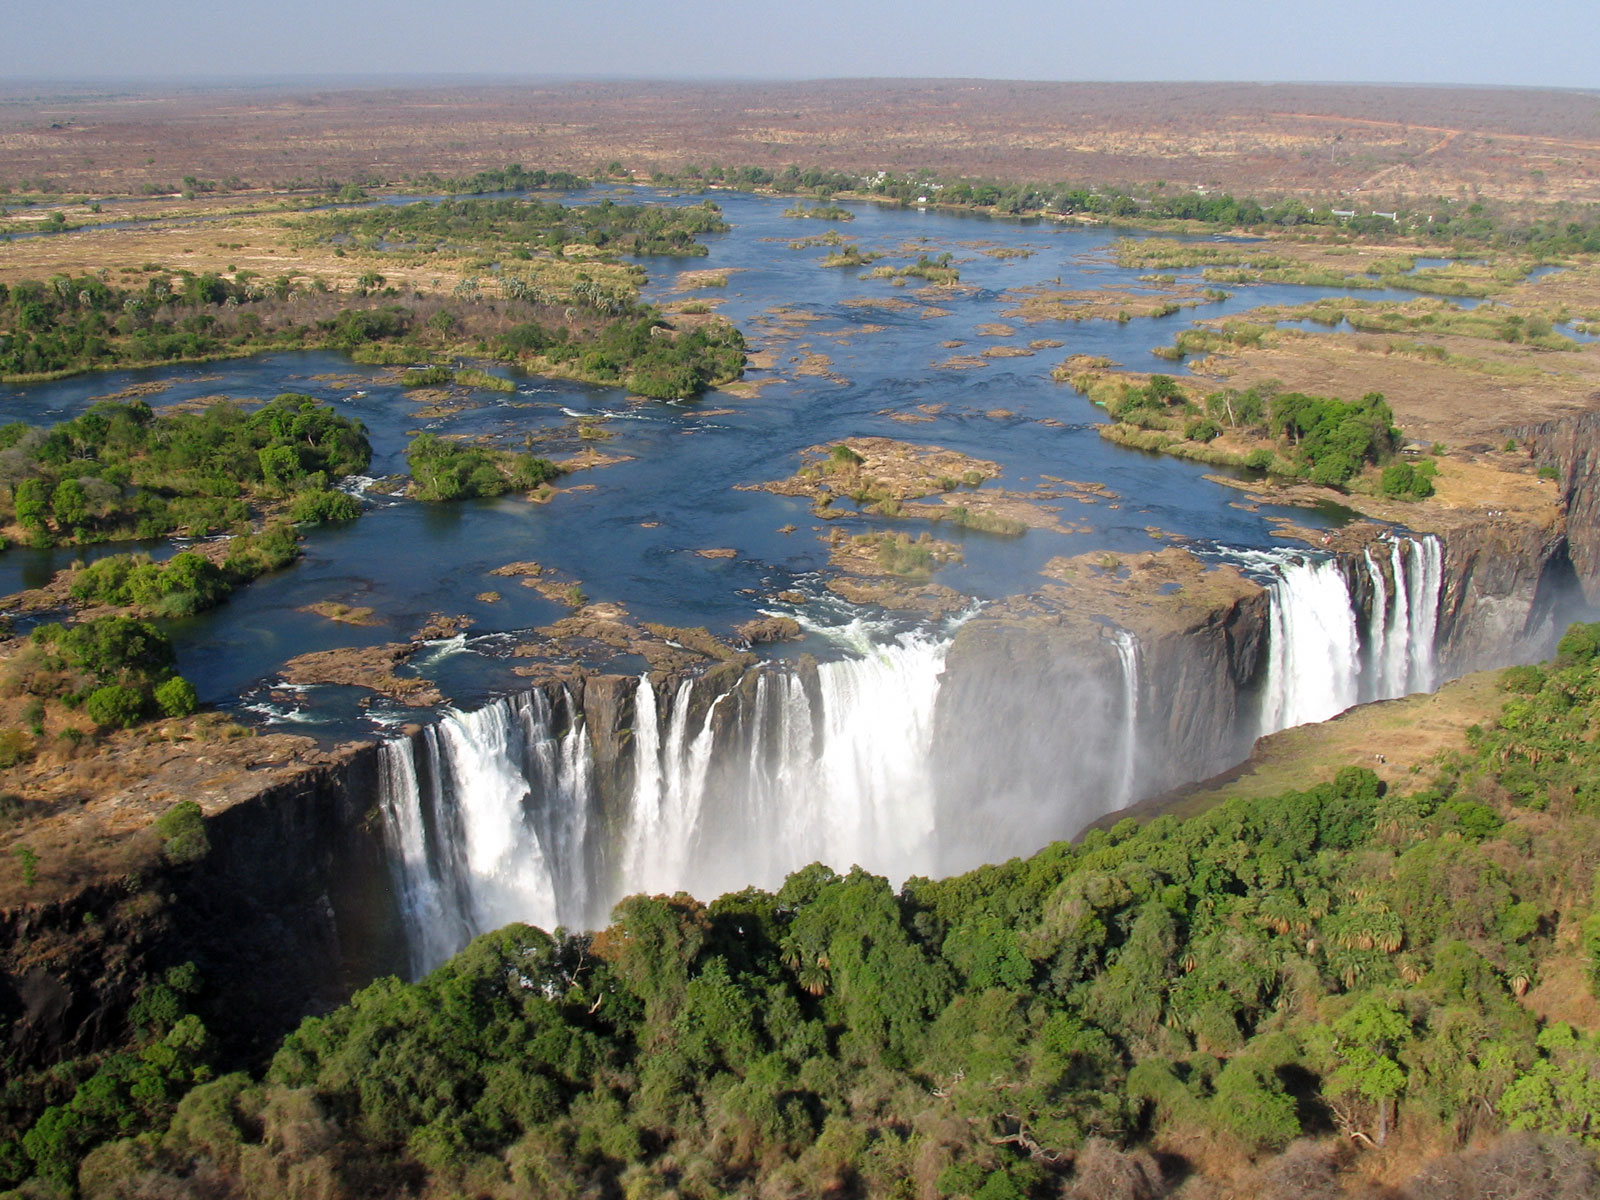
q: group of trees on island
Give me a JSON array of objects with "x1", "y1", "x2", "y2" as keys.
[
  {"x1": 0, "y1": 394, "x2": 370, "y2": 548},
  {"x1": 311, "y1": 197, "x2": 730, "y2": 261},
  {"x1": 650, "y1": 161, "x2": 1600, "y2": 254},
  {"x1": 1095, "y1": 375, "x2": 1438, "y2": 498},
  {"x1": 10, "y1": 624, "x2": 1600, "y2": 1197},
  {"x1": 1, "y1": 193, "x2": 745, "y2": 398}
]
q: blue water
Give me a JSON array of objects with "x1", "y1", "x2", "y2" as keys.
[{"x1": 0, "y1": 190, "x2": 1444, "y2": 731}]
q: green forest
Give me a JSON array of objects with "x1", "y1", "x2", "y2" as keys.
[
  {"x1": 8, "y1": 624, "x2": 1600, "y2": 1197},
  {"x1": 649, "y1": 162, "x2": 1600, "y2": 253},
  {"x1": 0, "y1": 195, "x2": 743, "y2": 393},
  {"x1": 1086, "y1": 374, "x2": 1436, "y2": 497}
]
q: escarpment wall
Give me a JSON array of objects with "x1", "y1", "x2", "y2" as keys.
[
  {"x1": 1431, "y1": 517, "x2": 1577, "y2": 676},
  {"x1": 172, "y1": 742, "x2": 404, "y2": 1061},
  {"x1": 930, "y1": 575, "x2": 1273, "y2": 873}
]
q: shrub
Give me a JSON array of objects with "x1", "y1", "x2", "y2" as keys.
[
  {"x1": 154, "y1": 676, "x2": 199, "y2": 718},
  {"x1": 154, "y1": 800, "x2": 208, "y2": 865},
  {"x1": 0, "y1": 728, "x2": 32, "y2": 768},
  {"x1": 288, "y1": 488, "x2": 362, "y2": 524},
  {"x1": 85, "y1": 683, "x2": 147, "y2": 729},
  {"x1": 1381, "y1": 462, "x2": 1435, "y2": 499}
]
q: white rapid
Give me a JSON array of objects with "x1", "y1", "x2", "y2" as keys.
[{"x1": 1253, "y1": 535, "x2": 1444, "y2": 736}]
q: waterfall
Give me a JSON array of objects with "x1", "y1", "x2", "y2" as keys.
[
  {"x1": 379, "y1": 625, "x2": 951, "y2": 972},
  {"x1": 378, "y1": 538, "x2": 1447, "y2": 971},
  {"x1": 1111, "y1": 629, "x2": 1141, "y2": 808},
  {"x1": 376, "y1": 737, "x2": 470, "y2": 976},
  {"x1": 1259, "y1": 555, "x2": 1363, "y2": 731},
  {"x1": 1406, "y1": 535, "x2": 1443, "y2": 693},
  {"x1": 376, "y1": 691, "x2": 601, "y2": 974},
  {"x1": 1253, "y1": 534, "x2": 1444, "y2": 736}
]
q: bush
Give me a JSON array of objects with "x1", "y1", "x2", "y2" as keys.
[
  {"x1": 154, "y1": 800, "x2": 208, "y2": 865},
  {"x1": 38, "y1": 616, "x2": 175, "y2": 683},
  {"x1": 0, "y1": 729, "x2": 32, "y2": 768},
  {"x1": 154, "y1": 676, "x2": 199, "y2": 718},
  {"x1": 85, "y1": 683, "x2": 147, "y2": 729},
  {"x1": 288, "y1": 487, "x2": 362, "y2": 524},
  {"x1": 1381, "y1": 461, "x2": 1436, "y2": 499}
]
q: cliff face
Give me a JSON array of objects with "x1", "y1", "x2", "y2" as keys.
[
  {"x1": 1, "y1": 743, "x2": 404, "y2": 1075},
  {"x1": 1516, "y1": 409, "x2": 1600, "y2": 601},
  {"x1": 929, "y1": 552, "x2": 1274, "y2": 870},
  {"x1": 1432, "y1": 517, "x2": 1578, "y2": 675}
]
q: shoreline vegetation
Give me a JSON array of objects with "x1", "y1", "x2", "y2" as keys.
[
  {"x1": 9, "y1": 627, "x2": 1600, "y2": 1195},
  {"x1": 1058, "y1": 366, "x2": 1442, "y2": 501}
]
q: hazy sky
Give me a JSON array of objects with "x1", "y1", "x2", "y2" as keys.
[{"x1": 4, "y1": 0, "x2": 1595, "y2": 89}]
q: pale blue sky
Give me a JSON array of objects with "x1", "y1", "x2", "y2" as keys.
[{"x1": 3, "y1": 0, "x2": 1594, "y2": 88}]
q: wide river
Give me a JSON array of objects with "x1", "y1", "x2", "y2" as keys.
[{"x1": 0, "y1": 188, "x2": 1436, "y2": 734}]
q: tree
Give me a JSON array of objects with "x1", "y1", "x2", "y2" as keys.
[{"x1": 1328, "y1": 993, "x2": 1411, "y2": 1145}]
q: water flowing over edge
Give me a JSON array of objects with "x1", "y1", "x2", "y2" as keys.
[
  {"x1": 1247, "y1": 533, "x2": 1443, "y2": 735},
  {"x1": 379, "y1": 536, "x2": 1445, "y2": 973}
]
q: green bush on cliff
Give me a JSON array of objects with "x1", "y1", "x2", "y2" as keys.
[
  {"x1": 22, "y1": 617, "x2": 202, "y2": 733},
  {"x1": 154, "y1": 800, "x2": 208, "y2": 865},
  {"x1": 83, "y1": 683, "x2": 147, "y2": 729},
  {"x1": 154, "y1": 676, "x2": 199, "y2": 719}
]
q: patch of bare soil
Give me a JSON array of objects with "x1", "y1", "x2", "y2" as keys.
[
  {"x1": 750, "y1": 437, "x2": 1001, "y2": 506},
  {"x1": 298, "y1": 601, "x2": 379, "y2": 626},
  {"x1": 1003, "y1": 282, "x2": 1212, "y2": 323}
]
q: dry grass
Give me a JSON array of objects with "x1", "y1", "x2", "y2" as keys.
[{"x1": 1155, "y1": 668, "x2": 1509, "y2": 820}]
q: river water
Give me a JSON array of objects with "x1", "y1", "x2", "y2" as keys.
[{"x1": 0, "y1": 188, "x2": 1443, "y2": 733}]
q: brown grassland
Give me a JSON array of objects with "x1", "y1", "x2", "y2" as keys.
[{"x1": 3, "y1": 80, "x2": 1600, "y2": 207}]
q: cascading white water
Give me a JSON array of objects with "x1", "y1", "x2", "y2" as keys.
[
  {"x1": 382, "y1": 623, "x2": 953, "y2": 971},
  {"x1": 1111, "y1": 629, "x2": 1141, "y2": 808},
  {"x1": 1252, "y1": 535, "x2": 1444, "y2": 736},
  {"x1": 377, "y1": 691, "x2": 600, "y2": 973},
  {"x1": 1259, "y1": 555, "x2": 1363, "y2": 731},
  {"x1": 376, "y1": 737, "x2": 471, "y2": 975},
  {"x1": 1406, "y1": 535, "x2": 1443, "y2": 693}
]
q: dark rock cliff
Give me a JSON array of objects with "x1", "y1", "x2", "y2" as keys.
[
  {"x1": 0, "y1": 742, "x2": 403, "y2": 1077},
  {"x1": 929, "y1": 553, "x2": 1274, "y2": 872}
]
